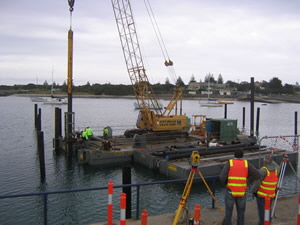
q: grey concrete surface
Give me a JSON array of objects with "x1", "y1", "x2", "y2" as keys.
[{"x1": 93, "y1": 194, "x2": 298, "y2": 225}]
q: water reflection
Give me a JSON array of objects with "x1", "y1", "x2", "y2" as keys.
[{"x1": 0, "y1": 96, "x2": 299, "y2": 224}]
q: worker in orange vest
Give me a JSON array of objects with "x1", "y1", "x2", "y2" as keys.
[
  {"x1": 220, "y1": 149, "x2": 260, "y2": 225},
  {"x1": 251, "y1": 154, "x2": 279, "y2": 225}
]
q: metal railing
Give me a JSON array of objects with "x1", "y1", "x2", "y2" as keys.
[{"x1": 0, "y1": 176, "x2": 219, "y2": 225}]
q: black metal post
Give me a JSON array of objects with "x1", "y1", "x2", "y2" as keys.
[
  {"x1": 136, "y1": 186, "x2": 140, "y2": 219},
  {"x1": 250, "y1": 77, "x2": 255, "y2": 136},
  {"x1": 122, "y1": 166, "x2": 132, "y2": 219},
  {"x1": 54, "y1": 107, "x2": 62, "y2": 152},
  {"x1": 224, "y1": 104, "x2": 227, "y2": 119},
  {"x1": 256, "y1": 107, "x2": 260, "y2": 137},
  {"x1": 242, "y1": 107, "x2": 245, "y2": 132},
  {"x1": 295, "y1": 111, "x2": 298, "y2": 136},
  {"x1": 34, "y1": 104, "x2": 38, "y2": 128},
  {"x1": 37, "y1": 131, "x2": 46, "y2": 182},
  {"x1": 294, "y1": 111, "x2": 298, "y2": 148},
  {"x1": 211, "y1": 180, "x2": 215, "y2": 209},
  {"x1": 37, "y1": 108, "x2": 42, "y2": 132}
]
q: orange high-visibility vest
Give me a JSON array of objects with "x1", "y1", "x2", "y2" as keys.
[
  {"x1": 226, "y1": 159, "x2": 249, "y2": 197},
  {"x1": 257, "y1": 167, "x2": 278, "y2": 198}
]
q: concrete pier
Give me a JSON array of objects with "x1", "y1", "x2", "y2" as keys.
[{"x1": 92, "y1": 194, "x2": 298, "y2": 225}]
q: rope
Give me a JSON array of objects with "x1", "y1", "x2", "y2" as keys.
[
  {"x1": 143, "y1": 0, "x2": 177, "y2": 83},
  {"x1": 144, "y1": 0, "x2": 169, "y2": 61},
  {"x1": 279, "y1": 135, "x2": 299, "y2": 151}
]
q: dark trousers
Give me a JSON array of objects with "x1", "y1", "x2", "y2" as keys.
[{"x1": 224, "y1": 191, "x2": 246, "y2": 225}]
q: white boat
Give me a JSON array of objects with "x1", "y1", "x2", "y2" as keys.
[
  {"x1": 43, "y1": 97, "x2": 67, "y2": 105},
  {"x1": 200, "y1": 76, "x2": 223, "y2": 107},
  {"x1": 43, "y1": 66, "x2": 67, "y2": 105},
  {"x1": 200, "y1": 77, "x2": 233, "y2": 107},
  {"x1": 201, "y1": 98, "x2": 223, "y2": 107},
  {"x1": 31, "y1": 97, "x2": 47, "y2": 102}
]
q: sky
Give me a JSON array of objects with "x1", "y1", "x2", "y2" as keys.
[{"x1": 0, "y1": 0, "x2": 299, "y2": 86}]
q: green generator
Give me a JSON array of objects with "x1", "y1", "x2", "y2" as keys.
[{"x1": 206, "y1": 119, "x2": 238, "y2": 143}]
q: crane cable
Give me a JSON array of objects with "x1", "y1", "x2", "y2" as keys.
[
  {"x1": 68, "y1": 0, "x2": 75, "y2": 28},
  {"x1": 144, "y1": 0, "x2": 177, "y2": 83}
]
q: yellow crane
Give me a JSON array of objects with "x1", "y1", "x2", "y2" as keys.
[{"x1": 111, "y1": 0, "x2": 189, "y2": 138}]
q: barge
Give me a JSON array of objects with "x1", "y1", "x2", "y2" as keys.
[{"x1": 77, "y1": 133, "x2": 298, "y2": 179}]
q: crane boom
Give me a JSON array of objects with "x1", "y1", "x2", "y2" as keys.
[
  {"x1": 111, "y1": 0, "x2": 161, "y2": 114},
  {"x1": 111, "y1": 0, "x2": 189, "y2": 137}
]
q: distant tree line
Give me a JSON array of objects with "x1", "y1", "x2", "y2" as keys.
[
  {"x1": 189, "y1": 74, "x2": 298, "y2": 95},
  {"x1": 0, "y1": 75, "x2": 299, "y2": 96}
]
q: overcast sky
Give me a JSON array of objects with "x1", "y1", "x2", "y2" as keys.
[{"x1": 1, "y1": 0, "x2": 299, "y2": 86}]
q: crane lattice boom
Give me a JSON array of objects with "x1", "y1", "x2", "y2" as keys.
[{"x1": 111, "y1": 0, "x2": 189, "y2": 135}]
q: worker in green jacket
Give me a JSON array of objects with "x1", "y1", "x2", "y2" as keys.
[
  {"x1": 103, "y1": 127, "x2": 109, "y2": 140},
  {"x1": 86, "y1": 127, "x2": 93, "y2": 140},
  {"x1": 81, "y1": 129, "x2": 90, "y2": 148}
]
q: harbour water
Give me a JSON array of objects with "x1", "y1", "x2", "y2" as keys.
[{"x1": 0, "y1": 96, "x2": 299, "y2": 225}]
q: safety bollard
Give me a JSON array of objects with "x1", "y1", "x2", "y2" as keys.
[
  {"x1": 298, "y1": 193, "x2": 300, "y2": 225},
  {"x1": 107, "y1": 180, "x2": 114, "y2": 225},
  {"x1": 120, "y1": 193, "x2": 127, "y2": 225},
  {"x1": 194, "y1": 204, "x2": 201, "y2": 225},
  {"x1": 141, "y1": 209, "x2": 148, "y2": 225},
  {"x1": 264, "y1": 197, "x2": 271, "y2": 225}
]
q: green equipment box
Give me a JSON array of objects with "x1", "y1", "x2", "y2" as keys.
[{"x1": 206, "y1": 119, "x2": 238, "y2": 143}]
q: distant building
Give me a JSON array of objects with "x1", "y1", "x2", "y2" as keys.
[
  {"x1": 188, "y1": 91, "x2": 197, "y2": 95},
  {"x1": 219, "y1": 89, "x2": 231, "y2": 96},
  {"x1": 187, "y1": 81, "x2": 231, "y2": 95},
  {"x1": 188, "y1": 81, "x2": 201, "y2": 91}
]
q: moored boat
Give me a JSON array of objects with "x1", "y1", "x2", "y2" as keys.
[{"x1": 43, "y1": 97, "x2": 67, "y2": 105}]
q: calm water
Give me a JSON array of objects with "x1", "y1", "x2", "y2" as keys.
[{"x1": 0, "y1": 96, "x2": 299, "y2": 225}]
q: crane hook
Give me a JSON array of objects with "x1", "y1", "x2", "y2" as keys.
[{"x1": 68, "y1": 0, "x2": 75, "y2": 12}]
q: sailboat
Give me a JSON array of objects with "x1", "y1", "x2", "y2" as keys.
[
  {"x1": 200, "y1": 78, "x2": 222, "y2": 107},
  {"x1": 43, "y1": 67, "x2": 67, "y2": 105}
]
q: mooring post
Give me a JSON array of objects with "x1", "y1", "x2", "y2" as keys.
[
  {"x1": 54, "y1": 107, "x2": 62, "y2": 152},
  {"x1": 34, "y1": 104, "x2": 38, "y2": 128},
  {"x1": 256, "y1": 107, "x2": 260, "y2": 137},
  {"x1": 295, "y1": 111, "x2": 298, "y2": 136},
  {"x1": 37, "y1": 108, "x2": 42, "y2": 132},
  {"x1": 37, "y1": 131, "x2": 46, "y2": 182},
  {"x1": 250, "y1": 77, "x2": 255, "y2": 136},
  {"x1": 122, "y1": 166, "x2": 132, "y2": 219},
  {"x1": 224, "y1": 104, "x2": 227, "y2": 119},
  {"x1": 294, "y1": 111, "x2": 298, "y2": 148},
  {"x1": 242, "y1": 107, "x2": 246, "y2": 132},
  {"x1": 211, "y1": 180, "x2": 216, "y2": 209}
]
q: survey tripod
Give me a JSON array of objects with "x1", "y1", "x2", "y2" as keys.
[
  {"x1": 172, "y1": 151, "x2": 224, "y2": 225},
  {"x1": 271, "y1": 153, "x2": 300, "y2": 218}
]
